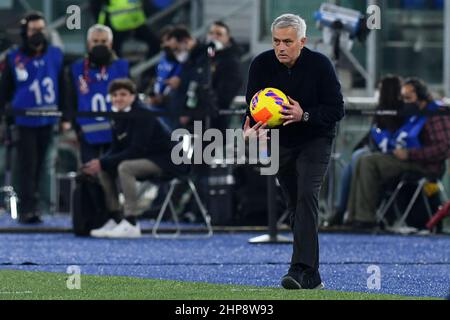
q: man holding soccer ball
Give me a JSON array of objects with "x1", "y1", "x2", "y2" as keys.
[{"x1": 243, "y1": 14, "x2": 344, "y2": 289}]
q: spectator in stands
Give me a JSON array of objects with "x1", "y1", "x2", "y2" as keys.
[
  {"x1": 206, "y1": 21, "x2": 243, "y2": 132},
  {"x1": 66, "y1": 24, "x2": 129, "y2": 164},
  {"x1": 164, "y1": 26, "x2": 211, "y2": 129},
  {"x1": 82, "y1": 78, "x2": 188, "y2": 238},
  {"x1": 346, "y1": 78, "x2": 450, "y2": 230},
  {"x1": 90, "y1": 0, "x2": 160, "y2": 58},
  {"x1": 328, "y1": 75, "x2": 405, "y2": 226},
  {"x1": 146, "y1": 26, "x2": 182, "y2": 129},
  {"x1": 149, "y1": 27, "x2": 182, "y2": 104},
  {"x1": 0, "y1": 12, "x2": 65, "y2": 224},
  {"x1": 166, "y1": 25, "x2": 243, "y2": 131}
]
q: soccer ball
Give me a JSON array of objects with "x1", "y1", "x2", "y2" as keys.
[{"x1": 250, "y1": 88, "x2": 288, "y2": 128}]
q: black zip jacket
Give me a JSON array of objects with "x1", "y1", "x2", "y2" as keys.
[
  {"x1": 169, "y1": 42, "x2": 213, "y2": 120},
  {"x1": 245, "y1": 47, "x2": 345, "y2": 148},
  {"x1": 211, "y1": 40, "x2": 243, "y2": 111}
]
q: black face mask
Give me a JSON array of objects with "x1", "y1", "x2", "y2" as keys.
[
  {"x1": 27, "y1": 32, "x2": 47, "y2": 51},
  {"x1": 401, "y1": 102, "x2": 420, "y2": 116},
  {"x1": 163, "y1": 47, "x2": 177, "y2": 62},
  {"x1": 89, "y1": 45, "x2": 112, "y2": 65}
]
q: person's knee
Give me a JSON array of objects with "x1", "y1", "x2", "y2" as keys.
[
  {"x1": 118, "y1": 161, "x2": 133, "y2": 177},
  {"x1": 365, "y1": 153, "x2": 388, "y2": 171},
  {"x1": 356, "y1": 153, "x2": 380, "y2": 173}
]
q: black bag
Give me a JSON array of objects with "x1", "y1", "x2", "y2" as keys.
[{"x1": 72, "y1": 174, "x2": 108, "y2": 236}]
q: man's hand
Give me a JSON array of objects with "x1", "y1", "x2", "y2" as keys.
[
  {"x1": 82, "y1": 159, "x2": 101, "y2": 176},
  {"x1": 393, "y1": 148, "x2": 409, "y2": 161},
  {"x1": 280, "y1": 96, "x2": 303, "y2": 126},
  {"x1": 165, "y1": 76, "x2": 181, "y2": 90},
  {"x1": 243, "y1": 116, "x2": 268, "y2": 141}
]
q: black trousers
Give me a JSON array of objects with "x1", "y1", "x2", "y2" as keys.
[
  {"x1": 16, "y1": 125, "x2": 53, "y2": 215},
  {"x1": 276, "y1": 137, "x2": 332, "y2": 271}
]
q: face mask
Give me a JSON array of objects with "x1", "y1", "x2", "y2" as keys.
[
  {"x1": 207, "y1": 38, "x2": 225, "y2": 52},
  {"x1": 28, "y1": 32, "x2": 47, "y2": 50},
  {"x1": 175, "y1": 50, "x2": 189, "y2": 63},
  {"x1": 401, "y1": 103, "x2": 420, "y2": 116},
  {"x1": 89, "y1": 45, "x2": 112, "y2": 65}
]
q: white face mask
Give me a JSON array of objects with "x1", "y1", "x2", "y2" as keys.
[
  {"x1": 175, "y1": 50, "x2": 189, "y2": 63},
  {"x1": 207, "y1": 38, "x2": 225, "y2": 51}
]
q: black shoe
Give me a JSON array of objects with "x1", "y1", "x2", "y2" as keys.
[
  {"x1": 18, "y1": 213, "x2": 43, "y2": 224},
  {"x1": 281, "y1": 269, "x2": 324, "y2": 290}
]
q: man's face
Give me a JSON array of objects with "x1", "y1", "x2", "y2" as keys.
[
  {"x1": 272, "y1": 27, "x2": 306, "y2": 68},
  {"x1": 171, "y1": 38, "x2": 188, "y2": 55},
  {"x1": 161, "y1": 35, "x2": 176, "y2": 51},
  {"x1": 207, "y1": 24, "x2": 230, "y2": 46},
  {"x1": 26, "y1": 19, "x2": 46, "y2": 38},
  {"x1": 401, "y1": 84, "x2": 418, "y2": 104},
  {"x1": 167, "y1": 37, "x2": 190, "y2": 63},
  {"x1": 111, "y1": 89, "x2": 135, "y2": 111},
  {"x1": 87, "y1": 31, "x2": 112, "y2": 51}
]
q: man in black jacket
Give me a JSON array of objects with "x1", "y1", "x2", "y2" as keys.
[
  {"x1": 83, "y1": 78, "x2": 187, "y2": 238},
  {"x1": 164, "y1": 26, "x2": 210, "y2": 129},
  {"x1": 206, "y1": 21, "x2": 243, "y2": 132},
  {"x1": 243, "y1": 14, "x2": 344, "y2": 289}
]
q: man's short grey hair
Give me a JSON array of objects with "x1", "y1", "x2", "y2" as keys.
[
  {"x1": 87, "y1": 24, "x2": 113, "y2": 43},
  {"x1": 271, "y1": 14, "x2": 307, "y2": 39}
]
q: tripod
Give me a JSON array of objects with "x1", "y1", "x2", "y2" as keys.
[{"x1": 0, "y1": 120, "x2": 18, "y2": 219}]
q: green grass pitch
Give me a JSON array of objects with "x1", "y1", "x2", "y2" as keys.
[{"x1": 0, "y1": 270, "x2": 439, "y2": 300}]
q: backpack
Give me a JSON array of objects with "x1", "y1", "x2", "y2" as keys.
[{"x1": 72, "y1": 174, "x2": 108, "y2": 236}]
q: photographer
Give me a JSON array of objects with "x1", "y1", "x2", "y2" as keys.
[{"x1": 0, "y1": 12, "x2": 65, "y2": 224}]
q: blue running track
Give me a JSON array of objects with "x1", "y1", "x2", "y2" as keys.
[{"x1": 0, "y1": 229, "x2": 449, "y2": 298}]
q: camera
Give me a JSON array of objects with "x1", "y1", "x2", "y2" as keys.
[{"x1": 314, "y1": 3, "x2": 370, "y2": 59}]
